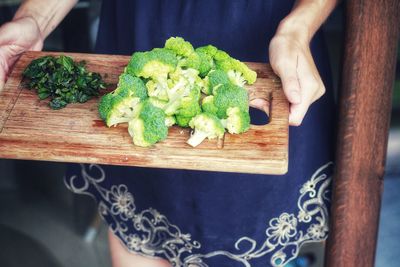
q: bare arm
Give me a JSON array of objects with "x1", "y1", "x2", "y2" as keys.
[
  {"x1": 14, "y1": 0, "x2": 78, "y2": 39},
  {"x1": 269, "y1": 0, "x2": 338, "y2": 125},
  {"x1": 0, "y1": 0, "x2": 77, "y2": 90},
  {"x1": 281, "y1": 0, "x2": 338, "y2": 43}
]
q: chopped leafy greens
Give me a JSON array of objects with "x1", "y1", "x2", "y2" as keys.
[{"x1": 23, "y1": 55, "x2": 106, "y2": 109}]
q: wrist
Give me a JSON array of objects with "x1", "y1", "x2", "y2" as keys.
[
  {"x1": 275, "y1": 16, "x2": 312, "y2": 45},
  {"x1": 14, "y1": 15, "x2": 44, "y2": 39},
  {"x1": 13, "y1": 0, "x2": 77, "y2": 39},
  {"x1": 13, "y1": 6, "x2": 46, "y2": 38}
]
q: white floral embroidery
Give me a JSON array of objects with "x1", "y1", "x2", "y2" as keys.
[
  {"x1": 65, "y1": 162, "x2": 333, "y2": 267},
  {"x1": 127, "y1": 234, "x2": 143, "y2": 251},
  {"x1": 266, "y1": 213, "x2": 298, "y2": 245},
  {"x1": 110, "y1": 185, "x2": 135, "y2": 220}
]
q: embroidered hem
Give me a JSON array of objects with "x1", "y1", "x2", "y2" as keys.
[{"x1": 65, "y1": 162, "x2": 333, "y2": 267}]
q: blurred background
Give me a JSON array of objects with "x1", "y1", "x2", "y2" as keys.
[{"x1": 0, "y1": 1, "x2": 399, "y2": 267}]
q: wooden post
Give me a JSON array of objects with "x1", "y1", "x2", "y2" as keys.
[{"x1": 325, "y1": 1, "x2": 400, "y2": 266}]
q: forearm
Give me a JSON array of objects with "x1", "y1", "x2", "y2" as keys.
[
  {"x1": 277, "y1": 0, "x2": 338, "y2": 43},
  {"x1": 13, "y1": 0, "x2": 78, "y2": 39}
]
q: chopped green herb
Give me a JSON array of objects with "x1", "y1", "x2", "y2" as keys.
[{"x1": 23, "y1": 55, "x2": 106, "y2": 110}]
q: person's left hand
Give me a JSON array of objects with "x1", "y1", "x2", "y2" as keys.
[{"x1": 269, "y1": 29, "x2": 325, "y2": 126}]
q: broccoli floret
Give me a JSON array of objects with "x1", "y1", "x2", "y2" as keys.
[
  {"x1": 214, "y1": 84, "x2": 249, "y2": 118},
  {"x1": 176, "y1": 86, "x2": 201, "y2": 118},
  {"x1": 181, "y1": 53, "x2": 201, "y2": 70},
  {"x1": 98, "y1": 74, "x2": 148, "y2": 122},
  {"x1": 165, "y1": 116, "x2": 176, "y2": 127},
  {"x1": 128, "y1": 100, "x2": 168, "y2": 147},
  {"x1": 126, "y1": 48, "x2": 177, "y2": 79},
  {"x1": 227, "y1": 70, "x2": 246, "y2": 87},
  {"x1": 175, "y1": 115, "x2": 192, "y2": 127},
  {"x1": 187, "y1": 113, "x2": 225, "y2": 147},
  {"x1": 146, "y1": 78, "x2": 169, "y2": 101},
  {"x1": 98, "y1": 93, "x2": 114, "y2": 120},
  {"x1": 221, "y1": 107, "x2": 250, "y2": 134},
  {"x1": 114, "y1": 74, "x2": 148, "y2": 99},
  {"x1": 203, "y1": 69, "x2": 231, "y2": 95},
  {"x1": 213, "y1": 50, "x2": 230, "y2": 61},
  {"x1": 215, "y1": 57, "x2": 257, "y2": 84},
  {"x1": 203, "y1": 84, "x2": 249, "y2": 119},
  {"x1": 201, "y1": 95, "x2": 218, "y2": 114},
  {"x1": 163, "y1": 68, "x2": 201, "y2": 115},
  {"x1": 106, "y1": 95, "x2": 142, "y2": 127},
  {"x1": 165, "y1": 37, "x2": 200, "y2": 70},
  {"x1": 195, "y1": 45, "x2": 218, "y2": 58},
  {"x1": 165, "y1": 37, "x2": 194, "y2": 58},
  {"x1": 149, "y1": 97, "x2": 168, "y2": 109},
  {"x1": 168, "y1": 67, "x2": 201, "y2": 92},
  {"x1": 195, "y1": 50, "x2": 214, "y2": 77}
]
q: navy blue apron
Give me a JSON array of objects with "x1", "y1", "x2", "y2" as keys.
[{"x1": 65, "y1": 1, "x2": 336, "y2": 266}]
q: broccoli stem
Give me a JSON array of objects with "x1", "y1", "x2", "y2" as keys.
[
  {"x1": 220, "y1": 119, "x2": 227, "y2": 128},
  {"x1": 187, "y1": 130, "x2": 209, "y2": 147}
]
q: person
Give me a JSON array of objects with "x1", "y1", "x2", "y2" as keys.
[{"x1": 0, "y1": 0, "x2": 337, "y2": 266}]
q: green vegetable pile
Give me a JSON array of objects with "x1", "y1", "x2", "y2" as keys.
[
  {"x1": 99, "y1": 37, "x2": 257, "y2": 147},
  {"x1": 23, "y1": 55, "x2": 106, "y2": 109}
]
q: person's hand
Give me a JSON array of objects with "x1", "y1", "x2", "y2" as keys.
[
  {"x1": 0, "y1": 16, "x2": 43, "y2": 90},
  {"x1": 269, "y1": 28, "x2": 325, "y2": 126}
]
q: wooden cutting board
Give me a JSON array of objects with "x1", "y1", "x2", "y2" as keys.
[{"x1": 0, "y1": 51, "x2": 289, "y2": 175}]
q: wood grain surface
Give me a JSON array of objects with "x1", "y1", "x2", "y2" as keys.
[
  {"x1": 0, "y1": 51, "x2": 289, "y2": 175},
  {"x1": 325, "y1": 0, "x2": 400, "y2": 266}
]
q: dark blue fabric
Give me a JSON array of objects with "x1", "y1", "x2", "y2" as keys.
[{"x1": 65, "y1": 1, "x2": 336, "y2": 266}]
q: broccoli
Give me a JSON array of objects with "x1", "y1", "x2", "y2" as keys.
[
  {"x1": 146, "y1": 78, "x2": 169, "y2": 101},
  {"x1": 165, "y1": 37, "x2": 195, "y2": 58},
  {"x1": 221, "y1": 107, "x2": 250, "y2": 134},
  {"x1": 227, "y1": 70, "x2": 246, "y2": 87},
  {"x1": 213, "y1": 50, "x2": 230, "y2": 61},
  {"x1": 149, "y1": 97, "x2": 168, "y2": 109},
  {"x1": 113, "y1": 73, "x2": 148, "y2": 99},
  {"x1": 195, "y1": 50, "x2": 214, "y2": 77},
  {"x1": 105, "y1": 95, "x2": 142, "y2": 127},
  {"x1": 128, "y1": 100, "x2": 168, "y2": 147},
  {"x1": 176, "y1": 86, "x2": 201, "y2": 118},
  {"x1": 165, "y1": 116, "x2": 176, "y2": 127},
  {"x1": 126, "y1": 48, "x2": 177, "y2": 79},
  {"x1": 181, "y1": 53, "x2": 201, "y2": 70},
  {"x1": 201, "y1": 95, "x2": 218, "y2": 114},
  {"x1": 98, "y1": 93, "x2": 114, "y2": 120},
  {"x1": 165, "y1": 37, "x2": 200, "y2": 70},
  {"x1": 203, "y1": 84, "x2": 249, "y2": 119},
  {"x1": 175, "y1": 115, "x2": 192, "y2": 127},
  {"x1": 98, "y1": 74, "x2": 148, "y2": 123},
  {"x1": 215, "y1": 57, "x2": 257, "y2": 85},
  {"x1": 203, "y1": 69, "x2": 231, "y2": 95},
  {"x1": 187, "y1": 113, "x2": 225, "y2": 147},
  {"x1": 99, "y1": 37, "x2": 257, "y2": 148},
  {"x1": 163, "y1": 68, "x2": 202, "y2": 115},
  {"x1": 195, "y1": 45, "x2": 218, "y2": 58}
]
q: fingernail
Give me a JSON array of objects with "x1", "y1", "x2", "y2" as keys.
[{"x1": 290, "y1": 90, "x2": 301, "y2": 104}]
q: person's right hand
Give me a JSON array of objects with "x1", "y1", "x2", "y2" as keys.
[{"x1": 0, "y1": 16, "x2": 43, "y2": 90}]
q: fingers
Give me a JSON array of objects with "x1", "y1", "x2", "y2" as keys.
[
  {"x1": 269, "y1": 36, "x2": 326, "y2": 126},
  {"x1": 270, "y1": 43, "x2": 302, "y2": 105},
  {"x1": 289, "y1": 55, "x2": 325, "y2": 126},
  {"x1": 280, "y1": 67, "x2": 302, "y2": 105},
  {"x1": 0, "y1": 56, "x2": 7, "y2": 91}
]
